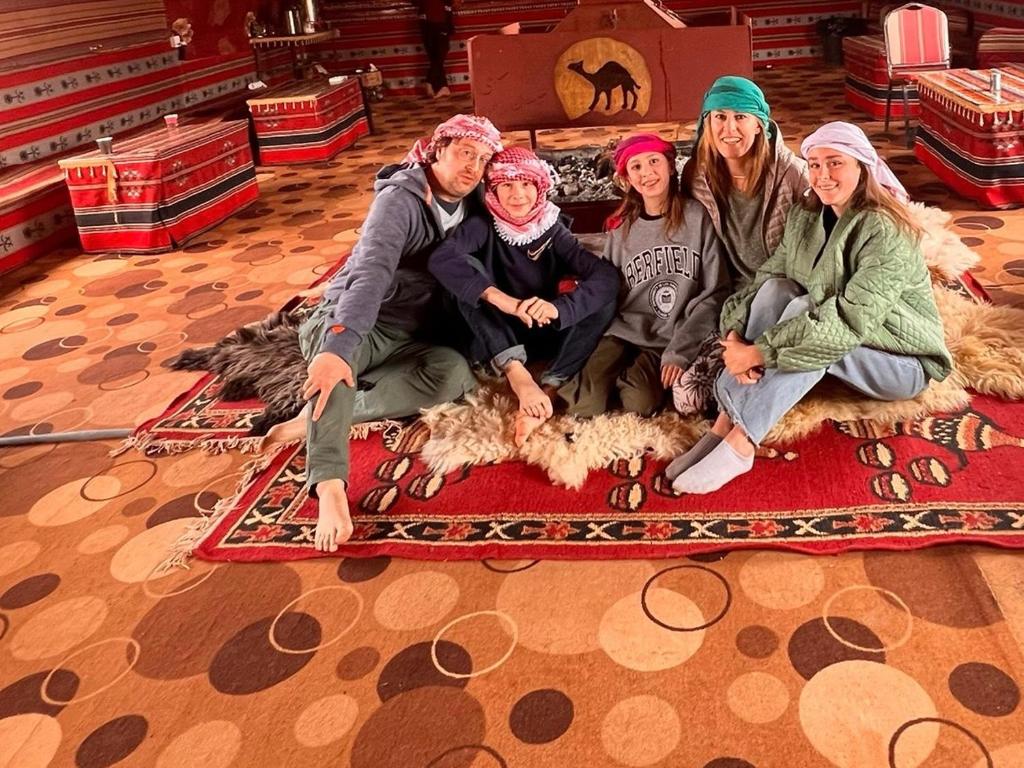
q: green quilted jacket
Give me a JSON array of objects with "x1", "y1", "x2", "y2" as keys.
[{"x1": 719, "y1": 204, "x2": 953, "y2": 382}]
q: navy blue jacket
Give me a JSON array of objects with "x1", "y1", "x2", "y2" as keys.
[{"x1": 428, "y1": 214, "x2": 619, "y2": 330}]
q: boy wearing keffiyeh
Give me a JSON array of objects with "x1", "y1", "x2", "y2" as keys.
[{"x1": 429, "y1": 146, "x2": 619, "y2": 446}]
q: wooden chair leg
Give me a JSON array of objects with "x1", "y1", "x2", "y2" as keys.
[{"x1": 884, "y1": 77, "x2": 893, "y2": 132}]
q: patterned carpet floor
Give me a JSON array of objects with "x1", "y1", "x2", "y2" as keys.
[{"x1": 1, "y1": 65, "x2": 1024, "y2": 767}]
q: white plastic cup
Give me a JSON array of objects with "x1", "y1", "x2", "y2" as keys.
[
  {"x1": 97, "y1": 137, "x2": 113, "y2": 155},
  {"x1": 164, "y1": 113, "x2": 179, "y2": 129}
]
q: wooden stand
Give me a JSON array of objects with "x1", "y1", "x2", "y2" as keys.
[{"x1": 250, "y1": 30, "x2": 338, "y2": 80}]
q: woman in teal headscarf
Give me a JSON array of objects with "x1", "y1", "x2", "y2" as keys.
[{"x1": 682, "y1": 76, "x2": 808, "y2": 284}]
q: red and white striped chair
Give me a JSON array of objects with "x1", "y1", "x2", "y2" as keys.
[{"x1": 883, "y1": 3, "x2": 950, "y2": 145}]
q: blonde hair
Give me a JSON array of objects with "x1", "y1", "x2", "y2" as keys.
[
  {"x1": 608, "y1": 158, "x2": 687, "y2": 237},
  {"x1": 686, "y1": 114, "x2": 771, "y2": 207},
  {"x1": 803, "y1": 162, "x2": 920, "y2": 240}
]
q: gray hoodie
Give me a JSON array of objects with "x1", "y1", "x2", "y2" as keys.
[{"x1": 319, "y1": 163, "x2": 479, "y2": 366}]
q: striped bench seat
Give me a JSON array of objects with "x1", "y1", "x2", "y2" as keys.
[
  {"x1": 843, "y1": 34, "x2": 921, "y2": 119},
  {"x1": 977, "y1": 28, "x2": 1024, "y2": 69},
  {"x1": 0, "y1": 162, "x2": 73, "y2": 273}
]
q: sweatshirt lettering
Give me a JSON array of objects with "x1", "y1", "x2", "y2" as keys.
[{"x1": 622, "y1": 245, "x2": 701, "y2": 289}]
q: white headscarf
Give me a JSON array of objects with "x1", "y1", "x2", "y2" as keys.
[{"x1": 801, "y1": 121, "x2": 909, "y2": 204}]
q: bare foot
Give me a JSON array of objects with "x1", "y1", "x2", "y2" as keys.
[
  {"x1": 505, "y1": 362, "x2": 552, "y2": 419},
  {"x1": 261, "y1": 408, "x2": 307, "y2": 449},
  {"x1": 314, "y1": 479, "x2": 353, "y2": 553},
  {"x1": 513, "y1": 412, "x2": 546, "y2": 447}
]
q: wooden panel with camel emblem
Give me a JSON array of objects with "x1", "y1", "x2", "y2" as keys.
[
  {"x1": 469, "y1": 0, "x2": 752, "y2": 132},
  {"x1": 556, "y1": 38, "x2": 652, "y2": 119}
]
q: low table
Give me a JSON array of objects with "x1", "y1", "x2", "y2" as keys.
[
  {"x1": 246, "y1": 77, "x2": 369, "y2": 165},
  {"x1": 915, "y1": 65, "x2": 1024, "y2": 209},
  {"x1": 58, "y1": 120, "x2": 259, "y2": 253}
]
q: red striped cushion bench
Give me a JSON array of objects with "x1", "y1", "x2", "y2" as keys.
[
  {"x1": 0, "y1": 162, "x2": 74, "y2": 274},
  {"x1": 977, "y1": 28, "x2": 1024, "y2": 68},
  {"x1": 0, "y1": 40, "x2": 182, "y2": 170},
  {"x1": 843, "y1": 34, "x2": 921, "y2": 119},
  {"x1": 0, "y1": 44, "x2": 257, "y2": 271}
]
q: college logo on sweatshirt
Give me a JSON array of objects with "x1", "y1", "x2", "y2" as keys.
[
  {"x1": 622, "y1": 245, "x2": 701, "y2": 291},
  {"x1": 649, "y1": 281, "x2": 678, "y2": 319}
]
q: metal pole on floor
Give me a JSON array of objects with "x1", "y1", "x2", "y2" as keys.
[{"x1": 0, "y1": 429, "x2": 132, "y2": 447}]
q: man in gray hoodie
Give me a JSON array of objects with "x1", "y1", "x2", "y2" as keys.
[{"x1": 298, "y1": 114, "x2": 503, "y2": 553}]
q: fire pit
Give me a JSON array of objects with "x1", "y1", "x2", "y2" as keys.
[{"x1": 538, "y1": 139, "x2": 692, "y2": 232}]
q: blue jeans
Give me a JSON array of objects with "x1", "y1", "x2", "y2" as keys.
[{"x1": 716, "y1": 278, "x2": 928, "y2": 445}]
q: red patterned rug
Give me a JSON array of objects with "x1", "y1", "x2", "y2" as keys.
[
  {"x1": 118, "y1": 266, "x2": 341, "y2": 456},
  {"x1": 183, "y1": 393, "x2": 1024, "y2": 562}
]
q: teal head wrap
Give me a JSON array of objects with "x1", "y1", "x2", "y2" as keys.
[{"x1": 693, "y1": 76, "x2": 772, "y2": 149}]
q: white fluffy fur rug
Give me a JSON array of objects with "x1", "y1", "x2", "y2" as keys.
[{"x1": 419, "y1": 203, "x2": 1024, "y2": 488}]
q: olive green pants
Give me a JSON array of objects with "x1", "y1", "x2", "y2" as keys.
[
  {"x1": 299, "y1": 304, "x2": 477, "y2": 491},
  {"x1": 558, "y1": 335, "x2": 665, "y2": 418}
]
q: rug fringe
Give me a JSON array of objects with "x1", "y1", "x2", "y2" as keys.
[
  {"x1": 155, "y1": 449, "x2": 283, "y2": 573},
  {"x1": 114, "y1": 420, "x2": 400, "y2": 458}
]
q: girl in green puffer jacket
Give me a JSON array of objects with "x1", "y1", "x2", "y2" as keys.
[{"x1": 668, "y1": 121, "x2": 952, "y2": 495}]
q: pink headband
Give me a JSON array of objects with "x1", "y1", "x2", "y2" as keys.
[{"x1": 613, "y1": 134, "x2": 675, "y2": 174}]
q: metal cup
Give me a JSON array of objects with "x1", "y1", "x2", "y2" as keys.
[{"x1": 97, "y1": 137, "x2": 113, "y2": 155}]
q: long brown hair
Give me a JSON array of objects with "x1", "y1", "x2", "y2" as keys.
[
  {"x1": 802, "y1": 162, "x2": 920, "y2": 240},
  {"x1": 688, "y1": 114, "x2": 771, "y2": 207},
  {"x1": 607, "y1": 155, "x2": 686, "y2": 237}
]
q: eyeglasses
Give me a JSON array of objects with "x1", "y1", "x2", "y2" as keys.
[{"x1": 449, "y1": 144, "x2": 493, "y2": 168}]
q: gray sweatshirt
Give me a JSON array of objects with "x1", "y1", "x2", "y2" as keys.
[
  {"x1": 319, "y1": 164, "x2": 477, "y2": 366},
  {"x1": 603, "y1": 199, "x2": 731, "y2": 368}
]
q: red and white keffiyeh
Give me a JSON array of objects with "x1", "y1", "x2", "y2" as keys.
[
  {"x1": 484, "y1": 146, "x2": 560, "y2": 247},
  {"x1": 403, "y1": 114, "x2": 503, "y2": 164}
]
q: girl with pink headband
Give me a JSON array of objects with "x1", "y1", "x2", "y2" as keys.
[
  {"x1": 559, "y1": 133, "x2": 730, "y2": 418},
  {"x1": 667, "y1": 121, "x2": 951, "y2": 494},
  {"x1": 429, "y1": 146, "x2": 619, "y2": 445}
]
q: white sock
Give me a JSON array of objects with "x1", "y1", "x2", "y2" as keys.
[
  {"x1": 672, "y1": 439, "x2": 754, "y2": 495},
  {"x1": 664, "y1": 433, "x2": 722, "y2": 481}
]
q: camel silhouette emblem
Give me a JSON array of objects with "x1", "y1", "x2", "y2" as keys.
[{"x1": 567, "y1": 59, "x2": 640, "y2": 111}]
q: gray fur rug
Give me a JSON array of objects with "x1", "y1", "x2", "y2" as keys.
[{"x1": 164, "y1": 310, "x2": 307, "y2": 436}]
